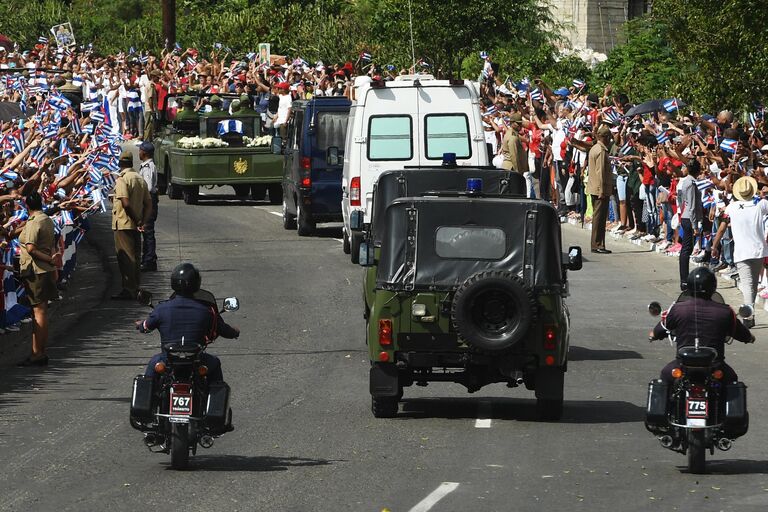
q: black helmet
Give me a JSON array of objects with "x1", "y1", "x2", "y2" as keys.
[
  {"x1": 686, "y1": 267, "x2": 717, "y2": 299},
  {"x1": 171, "y1": 262, "x2": 201, "y2": 296}
]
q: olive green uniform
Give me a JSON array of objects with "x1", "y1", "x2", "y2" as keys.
[{"x1": 113, "y1": 167, "x2": 152, "y2": 296}]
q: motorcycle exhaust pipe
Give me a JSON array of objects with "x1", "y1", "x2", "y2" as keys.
[
  {"x1": 659, "y1": 435, "x2": 674, "y2": 448},
  {"x1": 515, "y1": 377, "x2": 524, "y2": 386},
  {"x1": 199, "y1": 435, "x2": 215, "y2": 449},
  {"x1": 717, "y1": 438, "x2": 733, "y2": 451}
]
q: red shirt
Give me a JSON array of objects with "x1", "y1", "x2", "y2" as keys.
[
  {"x1": 641, "y1": 163, "x2": 655, "y2": 186},
  {"x1": 155, "y1": 82, "x2": 168, "y2": 112}
]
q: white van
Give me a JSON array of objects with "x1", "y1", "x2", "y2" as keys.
[{"x1": 341, "y1": 75, "x2": 490, "y2": 261}]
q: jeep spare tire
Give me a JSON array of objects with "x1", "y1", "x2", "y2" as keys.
[{"x1": 451, "y1": 270, "x2": 535, "y2": 353}]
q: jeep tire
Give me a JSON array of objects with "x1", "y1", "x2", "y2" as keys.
[
  {"x1": 451, "y1": 270, "x2": 535, "y2": 353},
  {"x1": 166, "y1": 166, "x2": 182, "y2": 200},
  {"x1": 268, "y1": 184, "x2": 283, "y2": 205},
  {"x1": 251, "y1": 184, "x2": 267, "y2": 200},
  {"x1": 350, "y1": 232, "x2": 363, "y2": 264},
  {"x1": 297, "y1": 203, "x2": 315, "y2": 236},
  {"x1": 233, "y1": 184, "x2": 250, "y2": 198},
  {"x1": 371, "y1": 396, "x2": 399, "y2": 418},
  {"x1": 182, "y1": 186, "x2": 198, "y2": 205},
  {"x1": 536, "y1": 398, "x2": 563, "y2": 421}
]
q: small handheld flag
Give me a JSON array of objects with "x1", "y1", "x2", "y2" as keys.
[
  {"x1": 719, "y1": 138, "x2": 738, "y2": 154},
  {"x1": 663, "y1": 98, "x2": 679, "y2": 112}
]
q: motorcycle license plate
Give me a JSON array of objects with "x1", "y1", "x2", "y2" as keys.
[
  {"x1": 170, "y1": 385, "x2": 192, "y2": 416},
  {"x1": 686, "y1": 397, "x2": 708, "y2": 427}
]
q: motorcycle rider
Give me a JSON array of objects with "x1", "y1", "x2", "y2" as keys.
[
  {"x1": 136, "y1": 262, "x2": 239, "y2": 383},
  {"x1": 650, "y1": 267, "x2": 754, "y2": 385}
]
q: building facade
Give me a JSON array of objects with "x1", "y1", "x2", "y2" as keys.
[{"x1": 550, "y1": 0, "x2": 652, "y2": 53}]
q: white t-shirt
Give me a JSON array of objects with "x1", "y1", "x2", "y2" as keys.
[
  {"x1": 274, "y1": 93, "x2": 292, "y2": 127},
  {"x1": 725, "y1": 199, "x2": 768, "y2": 262},
  {"x1": 552, "y1": 118, "x2": 567, "y2": 162}
]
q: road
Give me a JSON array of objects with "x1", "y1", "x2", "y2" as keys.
[{"x1": 1, "y1": 188, "x2": 768, "y2": 512}]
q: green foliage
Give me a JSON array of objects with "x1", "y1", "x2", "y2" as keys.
[{"x1": 591, "y1": 17, "x2": 678, "y2": 102}]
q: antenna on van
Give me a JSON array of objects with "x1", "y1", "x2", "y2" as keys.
[{"x1": 408, "y1": 0, "x2": 416, "y2": 71}]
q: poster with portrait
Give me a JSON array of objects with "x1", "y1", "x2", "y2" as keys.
[
  {"x1": 258, "y1": 43, "x2": 270, "y2": 66},
  {"x1": 50, "y1": 22, "x2": 76, "y2": 48}
]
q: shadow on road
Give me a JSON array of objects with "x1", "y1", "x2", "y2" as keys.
[
  {"x1": 569, "y1": 345, "x2": 643, "y2": 361},
  {"x1": 683, "y1": 459, "x2": 768, "y2": 475},
  {"x1": 399, "y1": 397, "x2": 644, "y2": 423},
  {"x1": 178, "y1": 454, "x2": 340, "y2": 472}
]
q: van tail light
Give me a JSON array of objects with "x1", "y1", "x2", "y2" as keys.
[
  {"x1": 299, "y1": 157, "x2": 311, "y2": 188},
  {"x1": 350, "y1": 176, "x2": 361, "y2": 206},
  {"x1": 300, "y1": 157, "x2": 311, "y2": 170},
  {"x1": 543, "y1": 326, "x2": 556, "y2": 350},
  {"x1": 378, "y1": 319, "x2": 392, "y2": 346}
]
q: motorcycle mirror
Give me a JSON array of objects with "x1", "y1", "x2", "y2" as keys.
[
  {"x1": 738, "y1": 304, "x2": 754, "y2": 319},
  {"x1": 648, "y1": 301, "x2": 662, "y2": 317},
  {"x1": 223, "y1": 297, "x2": 240, "y2": 312},
  {"x1": 136, "y1": 289, "x2": 153, "y2": 307}
]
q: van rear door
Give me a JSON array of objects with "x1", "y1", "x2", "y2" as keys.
[
  {"x1": 360, "y1": 86, "x2": 419, "y2": 217},
  {"x1": 415, "y1": 84, "x2": 486, "y2": 166},
  {"x1": 309, "y1": 108, "x2": 349, "y2": 215}
]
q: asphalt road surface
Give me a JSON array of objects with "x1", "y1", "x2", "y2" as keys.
[{"x1": 2, "y1": 188, "x2": 768, "y2": 512}]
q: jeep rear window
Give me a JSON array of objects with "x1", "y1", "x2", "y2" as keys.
[
  {"x1": 425, "y1": 114, "x2": 471, "y2": 160},
  {"x1": 368, "y1": 115, "x2": 412, "y2": 161},
  {"x1": 316, "y1": 112, "x2": 348, "y2": 151},
  {"x1": 435, "y1": 226, "x2": 506, "y2": 260}
]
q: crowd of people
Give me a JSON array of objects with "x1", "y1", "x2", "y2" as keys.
[
  {"x1": 476, "y1": 54, "x2": 768, "y2": 324},
  {"x1": 1, "y1": 38, "x2": 767, "y2": 363}
]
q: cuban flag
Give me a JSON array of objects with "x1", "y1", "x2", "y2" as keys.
[
  {"x1": 656, "y1": 132, "x2": 669, "y2": 144},
  {"x1": 129, "y1": 46, "x2": 136, "y2": 55},
  {"x1": 47, "y1": 94, "x2": 72, "y2": 111},
  {"x1": 749, "y1": 111, "x2": 763, "y2": 128},
  {"x1": 479, "y1": 51, "x2": 489, "y2": 60},
  {"x1": 30, "y1": 147, "x2": 47, "y2": 167},
  {"x1": 74, "y1": 228, "x2": 86, "y2": 245},
  {"x1": 218, "y1": 119, "x2": 244, "y2": 136},
  {"x1": 530, "y1": 88, "x2": 543, "y2": 102},
  {"x1": 719, "y1": 138, "x2": 738, "y2": 154},
  {"x1": 19, "y1": 91, "x2": 27, "y2": 115},
  {"x1": 702, "y1": 192, "x2": 715, "y2": 208},
  {"x1": 186, "y1": 55, "x2": 197, "y2": 69},
  {"x1": 695, "y1": 178, "x2": 714, "y2": 191},
  {"x1": 38, "y1": 36, "x2": 48, "y2": 44},
  {"x1": 89, "y1": 110, "x2": 105, "y2": 123},
  {"x1": 140, "y1": 54, "x2": 149, "y2": 64},
  {"x1": 573, "y1": 79, "x2": 586, "y2": 89},
  {"x1": 663, "y1": 98, "x2": 679, "y2": 112},
  {"x1": 81, "y1": 101, "x2": 100, "y2": 112},
  {"x1": 603, "y1": 107, "x2": 621, "y2": 125},
  {"x1": 359, "y1": 52, "x2": 372, "y2": 63},
  {"x1": 174, "y1": 42, "x2": 182, "y2": 52},
  {"x1": 619, "y1": 140, "x2": 633, "y2": 155},
  {"x1": 567, "y1": 99, "x2": 583, "y2": 111},
  {"x1": 484, "y1": 106, "x2": 497, "y2": 116},
  {"x1": 70, "y1": 115, "x2": 82, "y2": 135}
]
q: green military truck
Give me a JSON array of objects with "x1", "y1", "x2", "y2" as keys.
[
  {"x1": 355, "y1": 172, "x2": 582, "y2": 421},
  {"x1": 153, "y1": 94, "x2": 283, "y2": 205}
]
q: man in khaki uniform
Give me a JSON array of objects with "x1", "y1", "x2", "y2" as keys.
[
  {"x1": 112, "y1": 152, "x2": 152, "y2": 300},
  {"x1": 18, "y1": 191, "x2": 61, "y2": 366},
  {"x1": 587, "y1": 124, "x2": 614, "y2": 254},
  {"x1": 500, "y1": 113, "x2": 528, "y2": 174}
]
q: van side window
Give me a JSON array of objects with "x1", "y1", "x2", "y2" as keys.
[
  {"x1": 424, "y1": 114, "x2": 471, "y2": 160},
  {"x1": 293, "y1": 111, "x2": 304, "y2": 150},
  {"x1": 368, "y1": 115, "x2": 412, "y2": 161}
]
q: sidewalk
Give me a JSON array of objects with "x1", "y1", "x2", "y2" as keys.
[
  {"x1": 0, "y1": 215, "x2": 114, "y2": 367},
  {"x1": 562, "y1": 218, "x2": 762, "y2": 318}
]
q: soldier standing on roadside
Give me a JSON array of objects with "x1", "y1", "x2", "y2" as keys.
[
  {"x1": 111, "y1": 152, "x2": 152, "y2": 300},
  {"x1": 138, "y1": 141, "x2": 158, "y2": 272}
]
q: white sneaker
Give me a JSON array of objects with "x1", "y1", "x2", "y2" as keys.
[
  {"x1": 657, "y1": 241, "x2": 671, "y2": 250},
  {"x1": 643, "y1": 233, "x2": 656, "y2": 241},
  {"x1": 6, "y1": 325, "x2": 20, "y2": 332},
  {"x1": 20, "y1": 317, "x2": 32, "y2": 324}
]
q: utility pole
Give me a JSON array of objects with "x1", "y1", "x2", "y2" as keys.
[{"x1": 162, "y1": 0, "x2": 176, "y2": 50}]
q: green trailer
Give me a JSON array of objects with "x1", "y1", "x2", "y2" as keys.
[{"x1": 153, "y1": 94, "x2": 283, "y2": 205}]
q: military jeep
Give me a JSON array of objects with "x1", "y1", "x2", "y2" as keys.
[{"x1": 360, "y1": 185, "x2": 582, "y2": 420}]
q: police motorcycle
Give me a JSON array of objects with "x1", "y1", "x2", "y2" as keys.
[
  {"x1": 129, "y1": 289, "x2": 240, "y2": 470},
  {"x1": 645, "y1": 293, "x2": 752, "y2": 474}
]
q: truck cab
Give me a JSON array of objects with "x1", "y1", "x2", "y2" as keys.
[{"x1": 281, "y1": 96, "x2": 351, "y2": 235}]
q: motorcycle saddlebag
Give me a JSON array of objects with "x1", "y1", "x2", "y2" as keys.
[
  {"x1": 724, "y1": 382, "x2": 748, "y2": 436},
  {"x1": 130, "y1": 375, "x2": 155, "y2": 419},
  {"x1": 645, "y1": 379, "x2": 668, "y2": 428},
  {"x1": 205, "y1": 382, "x2": 231, "y2": 423}
]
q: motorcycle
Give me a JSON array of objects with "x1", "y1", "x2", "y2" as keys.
[
  {"x1": 645, "y1": 293, "x2": 750, "y2": 474},
  {"x1": 129, "y1": 290, "x2": 240, "y2": 469}
]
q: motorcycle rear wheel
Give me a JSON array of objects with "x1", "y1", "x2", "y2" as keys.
[
  {"x1": 170, "y1": 423, "x2": 190, "y2": 470},
  {"x1": 687, "y1": 429, "x2": 706, "y2": 474}
]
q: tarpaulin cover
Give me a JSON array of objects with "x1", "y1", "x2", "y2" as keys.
[
  {"x1": 376, "y1": 196, "x2": 564, "y2": 291},
  {"x1": 371, "y1": 168, "x2": 525, "y2": 246}
]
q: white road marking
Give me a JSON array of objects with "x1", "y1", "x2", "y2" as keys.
[
  {"x1": 409, "y1": 482, "x2": 460, "y2": 512},
  {"x1": 475, "y1": 401, "x2": 492, "y2": 428},
  {"x1": 332, "y1": 238, "x2": 344, "y2": 244},
  {"x1": 268, "y1": 211, "x2": 282, "y2": 217}
]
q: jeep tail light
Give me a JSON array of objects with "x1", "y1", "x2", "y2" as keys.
[
  {"x1": 379, "y1": 319, "x2": 392, "y2": 346},
  {"x1": 712, "y1": 369, "x2": 724, "y2": 380},
  {"x1": 543, "y1": 326, "x2": 556, "y2": 350},
  {"x1": 379, "y1": 351, "x2": 390, "y2": 362},
  {"x1": 671, "y1": 368, "x2": 683, "y2": 379},
  {"x1": 544, "y1": 355, "x2": 555, "y2": 366},
  {"x1": 301, "y1": 157, "x2": 311, "y2": 170},
  {"x1": 350, "y1": 176, "x2": 361, "y2": 206},
  {"x1": 154, "y1": 361, "x2": 166, "y2": 374}
]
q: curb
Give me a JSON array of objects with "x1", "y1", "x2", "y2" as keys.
[{"x1": 0, "y1": 215, "x2": 114, "y2": 367}]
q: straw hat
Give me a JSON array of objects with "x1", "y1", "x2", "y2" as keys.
[{"x1": 733, "y1": 176, "x2": 758, "y2": 201}]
